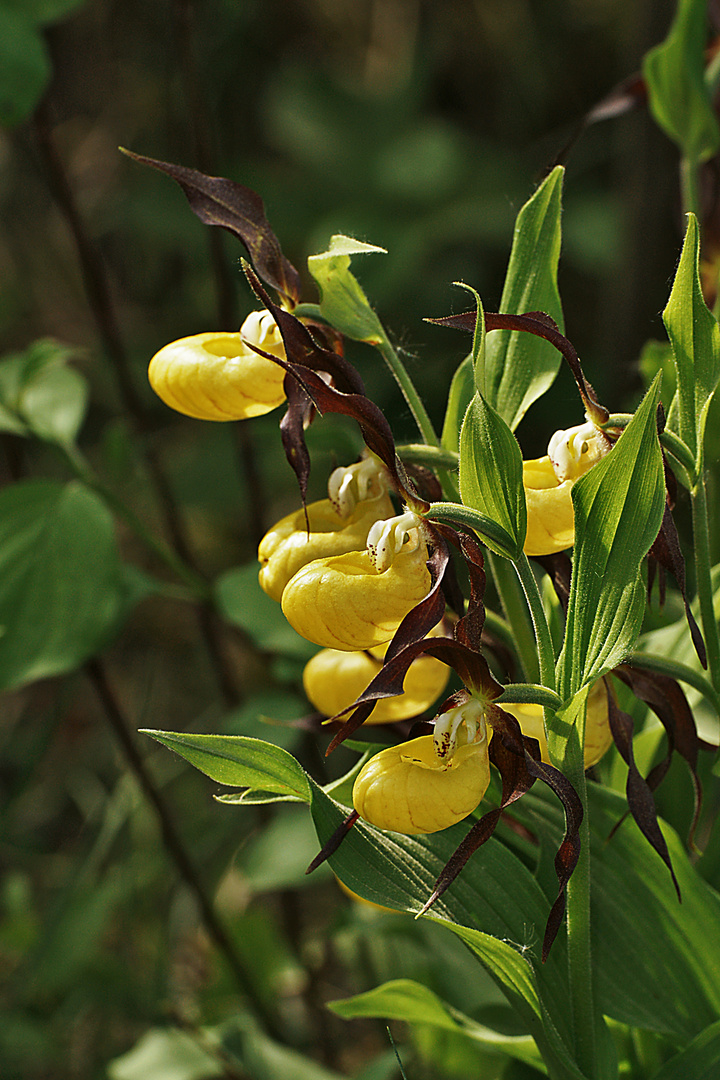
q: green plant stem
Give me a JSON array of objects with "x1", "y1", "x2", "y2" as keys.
[
  {"x1": 515, "y1": 554, "x2": 598, "y2": 1077},
  {"x1": 565, "y1": 770, "x2": 596, "y2": 1080},
  {"x1": 497, "y1": 683, "x2": 562, "y2": 709},
  {"x1": 395, "y1": 442, "x2": 459, "y2": 470},
  {"x1": 292, "y1": 307, "x2": 439, "y2": 446},
  {"x1": 487, "y1": 551, "x2": 540, "y2": 683},
  {"x1": 692, "y1": 471, "x2": 720, "y2": 692},
  {"x1": 513, "y1": 554, "x2": 555, "y2": 692},
  {"x1": 681, "y1": 156, "x2": 701, "y2": 221},
  {"x1": 375, "y1": 332, "x2": 439, "y2": 447}
]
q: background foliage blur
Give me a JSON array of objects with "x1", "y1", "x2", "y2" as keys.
[{"x1": 2, "y1": 1, "x2": 704, "y2": 1078}]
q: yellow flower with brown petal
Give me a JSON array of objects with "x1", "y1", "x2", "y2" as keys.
[
  {"x1": 523, "y1": 420, "x2": 611, "y2": 556},
  {"x1": 259, "y1": 493, "x2": 394, "y2": 603},
  {"x1": 149, "y1": 310, "x2": 286, "y2": 421},
  {"x1": 281, "y1": 538, "x2": 432, "y2": 651},
  {"x1": 302, "y1": 633, "x2": 449, "y2": 724},
  {"x1": 352, "y1": 732, "x2": 490, "y2": 835}
]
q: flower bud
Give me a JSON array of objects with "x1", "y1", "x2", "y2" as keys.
[
  {"x1": 302, "y1": 637, "x2": 449, "y2": 724},
  {"x1": 501, "y1": 679, "x2": 612, "y2": 769},
  {"x1": 352, "y1": 733, "x2": 491, "y2": 834},
  {"x1": 148, "y1": 311, "x2": 286, "y2": 421},
  {"x1": 281, "y1": 538, "x2": 432, "y2": 651}
]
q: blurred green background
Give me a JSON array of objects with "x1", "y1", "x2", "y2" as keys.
[{"x1": 2, "y1": 1, "x2": 705, "y2": 1078}]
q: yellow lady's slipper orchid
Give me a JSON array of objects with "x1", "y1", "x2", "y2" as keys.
[
  {"x1": 352, "y1": 733, "x2": 491, "y2": 835},
  {"x1": 148, "y1": 310, "x2": 287, "y2": 421},
  {"x1": 258, "y1": 456, "x2": 394, "y2": 602},
  {"x1": 523, "y1": 456, "x2": 575, "y2": 556},
  {"x1": 523, "y1": 420, "x2": 611, "y2": 556},
  {"x1": 302, "y1": 636, "x2": 449, "y2": 723},
  {"x1": 281, "y1": 539, "x2": 432, "y2": 651},
  {"x1": 501, "y1": 679, "x2": 612, "y2": 769}
]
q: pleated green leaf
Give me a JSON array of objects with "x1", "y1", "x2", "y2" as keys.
[
  {"x1": 484, "y1": 166, "x2": 564, "y2": 431},
  {"x1": 557, "y1": 375, "x2": 665, "y2": 700},
  {"x1": 140, "y1": 732, "x2": 312, "y2": 803},
  {"x1": 514, "y1": 783, "x2": 720, "y2": 1040},
  {"x1": 651, "y1": 1019, "x2": 720, "y2": 1080},
  {"x1": 308, "y1": 781, "x2": 586, "y2": 1080},
  {"x1": 663, "y1": 213, "x2": 720, "y2": 464}
]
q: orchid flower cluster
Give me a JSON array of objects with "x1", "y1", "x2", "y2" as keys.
[{"x1": 136, "y1": 150, "x2": 713, "y2": 971}]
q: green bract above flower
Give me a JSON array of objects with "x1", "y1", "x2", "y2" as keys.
[
  {"x1": 352, "y1": 732, "x2": 491, "y2": 835},
  {"x1": 148, "y1": 310, "x2": 287, "y2": 421}
]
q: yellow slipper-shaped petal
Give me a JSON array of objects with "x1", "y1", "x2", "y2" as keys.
[
  {"x1": 303, "y1": 638, "x2": 449, "y2": 723},
  {"x1": 149, "y1": 311, "x2": 287, "y2": 421},
  {"x1": 352, "y1": 734, "x2": 491, "y2": 834},
  {"x1": 258, "y1": 490, "x2": 395, "y2": 602},
  {"x1": 523, "y1": 456, "x2": 575, "y2": 556},
  {"x1": 281, "y1": 543, "x2": 432, "y2": 651}
]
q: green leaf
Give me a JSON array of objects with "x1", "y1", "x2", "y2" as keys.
[
  {"x1": 308, "y1": 781, "x2": 585, "y2": 1080},
  {"x1": 650, "y1": 1019, "x2": 720, "y2": 1080},
  {"x1": 516, "y1": 783, "x2": 720, "y2": 1040},
  {"x1": 140, "y1": 731, "x2": 311, "y2": 803},
  {"x1": 108, "y1": 1028, "x2": 223, "y2": 1080},
  {"x1": 441, "y1": 354, "x2": 474, "y2": 454},
  {"x1": 0, "y1": 480, "x2": 125, "y2": 690},
  {"x1": 329, "y1": 979, "x2": 544, "y2": 1071},
  {"x1": 557, "y1": 375, "x2": 665, "y2": 699},
  {"x1": 643, "y1": 0, "x2": 720, "y2": 163},
  {"x1": 307, "y1": 234, "x2": 387, "y2": 344},
  {"x1": 0, "y1": 339, "x2": 88, "y2": 445},
  {"x1": 0, "y1": 9, "x2": 49, "y2": 128},
  {"x1": 484, "y1": 166, "x2": 564, "y2": 431},
  {"x1": 214, "y1": 563, "x2": 315, "y2": 660},
  {"x1": 0, "y1": 2, "x2": 88, "y2": 128},
  {"x1": 662, "y1": 214, "x2": 720, "y2": 463},
  {"x1": 458, "y1": 388, "x2": 527, "y2": 560}
]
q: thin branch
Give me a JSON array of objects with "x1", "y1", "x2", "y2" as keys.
[{"x1": 86, "y1": 659, "x2": 283, "y2": 1041}]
